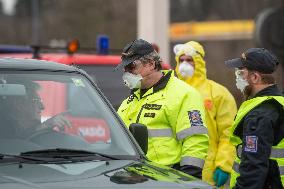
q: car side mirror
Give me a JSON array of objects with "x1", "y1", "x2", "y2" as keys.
[{"x1": 129, "y1": 123, "x2": 148, "y2": 154}]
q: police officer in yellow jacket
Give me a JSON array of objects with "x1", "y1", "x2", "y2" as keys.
[
  {"x1": 225, "y1": 48, "x2": 284, "y2": 188},
  {"x1": 173, "y1": 41, "x2": 237, "y2": 187},
  {"x1": 116, "y1": 39, "x2": 209, "y2": 178}
]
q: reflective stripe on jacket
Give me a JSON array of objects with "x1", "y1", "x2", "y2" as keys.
[
  {"x1": 230, "y1": 96, "x2": 284, "y2": 188},
  {"x1": 118, "y1": 70, "x2": 208, "y2": 167}
]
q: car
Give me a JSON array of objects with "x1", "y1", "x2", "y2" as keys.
[
  {"x1": 0, "y1": 58, "x2": 213, "y2": 188},
  {"x1": 0, "y1": 42, "x2": 171, "y2": 110}
]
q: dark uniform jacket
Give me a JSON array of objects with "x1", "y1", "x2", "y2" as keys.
[{"x1": 234, "y1": 85, "x2": 284, "y2": 189}]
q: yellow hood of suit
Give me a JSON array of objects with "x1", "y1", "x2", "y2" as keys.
[{"x1": 174, "y1": 41, "x2": 207, "y2": 89}]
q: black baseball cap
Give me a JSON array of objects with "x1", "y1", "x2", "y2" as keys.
[
  {"x1": 225, "y1": 48, "x2": 279, "y2": 74},
  {"x1": 115, "y1": 39, "x2": 154, "y2": 70}
]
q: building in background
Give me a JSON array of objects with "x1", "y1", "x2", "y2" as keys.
[
  {"x1": 170, "y1": 0, "x2": 284, "y2": 105},
  {"x1": 0, "y1": 0, "x2": 283, "y2": 105}
]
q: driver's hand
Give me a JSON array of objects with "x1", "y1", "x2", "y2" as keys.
[{"x1": 42, "y1": 113, "x2": 72, "y2": 131}]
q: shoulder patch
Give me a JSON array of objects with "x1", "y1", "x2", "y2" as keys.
[
  {"x1": 188, "y1": 110, "x2": 204, "y2": 127},
  {"x1": 244, "y1": 135, "x2": 258, "y2": 153}
]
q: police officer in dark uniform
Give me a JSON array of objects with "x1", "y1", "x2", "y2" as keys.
[{"x1": 225, "y1": 48, "x2": 284, "y2": 189}]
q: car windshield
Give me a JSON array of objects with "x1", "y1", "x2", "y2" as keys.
[
  {"x1": 77, "y1": 65, "x2": 130, "y2": 110},
  {"x1": 0, "y1": 71, "x2": 137, "y2": 158}
]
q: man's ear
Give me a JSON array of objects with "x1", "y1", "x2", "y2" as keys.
[{"x1": 250, "y1": 72, "x2": 262, "y2": 84}]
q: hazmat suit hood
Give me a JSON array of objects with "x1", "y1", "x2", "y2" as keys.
[{"x1": 174, "y1": 41, "x2": 207, "y2": 89}]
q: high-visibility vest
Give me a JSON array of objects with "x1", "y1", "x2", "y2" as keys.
[{"x1": 230, "y1": 96, "x2": 284, "y2": 188}]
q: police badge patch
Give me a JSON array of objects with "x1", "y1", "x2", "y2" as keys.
[
  {"x1": 188, "y1": 110, "x2": 204, "y2": 127},
  {"x1": 244, "y1": 135, "x2": 258, "y2": 153}
]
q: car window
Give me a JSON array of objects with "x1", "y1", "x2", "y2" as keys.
[
  {"x1": 78, "y1": 65, "x2": 130, "y2": 109},
  {"x1": 0, "y1": 72, "x2": 136, "y2": 156}
]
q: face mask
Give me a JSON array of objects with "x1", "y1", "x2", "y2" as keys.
[
  {"x1": 178, "y1": 61, "x2": 194, "y2": 78},
  {"x1": 236, "y1": 77, "x2": 249, "y2": 92},
  {"x1": 235, "y1": 70, "x2": 249, "y2": 92},
  {"x1": 122, "y1": 72, "x2": 143, "y2": 89}
]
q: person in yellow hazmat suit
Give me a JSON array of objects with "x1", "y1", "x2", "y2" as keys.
[{"x1": 173, "y1": 41, "x2": 237, "y2": 187}]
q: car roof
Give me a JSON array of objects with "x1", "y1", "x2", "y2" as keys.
[
  {"x1": 0, "y1": 52, "x2": 171, "y2": 70},
  {"x1": 0, "y1": 57, "x2": 78, "y2": 72}
]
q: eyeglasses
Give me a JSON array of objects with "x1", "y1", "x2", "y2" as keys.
[
  {"x1": 124, "y1": 60, "x2": 142, "y2": 72},
  {"x1": 124, "y1": 63, "x2": 136, "y2": 72},
  {"x1": 30, "y1": 96, "x2": 44, "y2": 110},
  {"x1": 23, "y1": 95, "x2": 43, "y2": 106},
  {"x1": 31, "y1": 97, "x2": 42, "y2": 105},
  {"x1": 235, "y1": 69, "x2": 246, "y2": 78}
]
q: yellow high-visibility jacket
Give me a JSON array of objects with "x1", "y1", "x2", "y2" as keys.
[
  {"x1": 175, "y1": 41, "x2": 237, "y2": 185},
  {"x1": 118, "y1": 70, "x2": 208, "y2": 169},
  {"x1": 230, "y1": 96, "x2": 284, "y2": 188}
]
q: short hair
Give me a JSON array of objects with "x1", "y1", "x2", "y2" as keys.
[
  {"x1": 260, "y1": 74, "x2": 275, "y2": 84},
  {"x1": 247, "y1": 69, "x2": 276, "y2": 84},
  {"x1": 139, "y1": 51, "x2": 162, "y2": 70}
]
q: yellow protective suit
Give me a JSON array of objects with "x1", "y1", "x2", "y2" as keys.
[{"x1": 174, "y1": 41, "x2": 237, "y2": 186}]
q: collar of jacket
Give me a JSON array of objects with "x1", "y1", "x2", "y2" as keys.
[
  {"x1": 253, "y1": 84, "x2": 283, "y2": 98},
  {"x1": 130, "y1": 70, "x2": 172, "y2": 99},
  {"x1": 233, "y1": 85, "x2": 283, "y2": 137}
]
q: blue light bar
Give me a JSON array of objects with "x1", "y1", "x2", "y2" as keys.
[
  {"x1": 96, "y1": 35, "x2": 109, "y2": 55},
  {"x1": 0, "y1": 45, "x2": 32, "y2": 53}
]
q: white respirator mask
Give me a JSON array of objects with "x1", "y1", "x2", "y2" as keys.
[
  {"x1": 235, "y1": 69, "x2": 249, "y2": 92},
  {"x1": 178, "y1": 61, "x2": 195, "y2": 78},
  {"x1": 122, "y1": 72, "x2": 143, "y2": 89}
]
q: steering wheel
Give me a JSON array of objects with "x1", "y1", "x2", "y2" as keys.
[
  {"x1": 26, "y1": 110, "x2": 73, "y2": 141},
  {"x1": 26, "y1": 128, "x2": 89, "y2": 148},
  {"x1": 26, "y1": 127, "x2": 56, "y2": 141}
]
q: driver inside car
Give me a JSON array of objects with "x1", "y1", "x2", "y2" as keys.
[{"x1": 0, "y1": 79, "x2": 71, "y2": 139}]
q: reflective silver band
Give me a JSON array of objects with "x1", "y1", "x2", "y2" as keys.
[
  {"x1": 233, "y1": 161, "x2": 284, "y2": 175},
  {"x1": 180, "y1": 156, "x2": 205, "y2": 168},
  {"x1": 148, "y1": 128, "x2": 173, "y2": 138},
  {"x1": 237, "y1": 146, "x2": 284, "y2": 159},
  {"x1": 176, "y1": 126, "x2": 208, "y2": 140},
  {"x1": 270, "y1": 148, "x2": 284, "y2": 158},
  {"x1": 232, "y1": 162, "x2": 239, "y2": 173},
  {"x1": 280, "y1": 166, "x2": 284, "y2": 175}
]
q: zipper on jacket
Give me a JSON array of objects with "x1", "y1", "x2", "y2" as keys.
[{"x1": 136, "y1": 104, "x2": 147, "y2": 123}]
